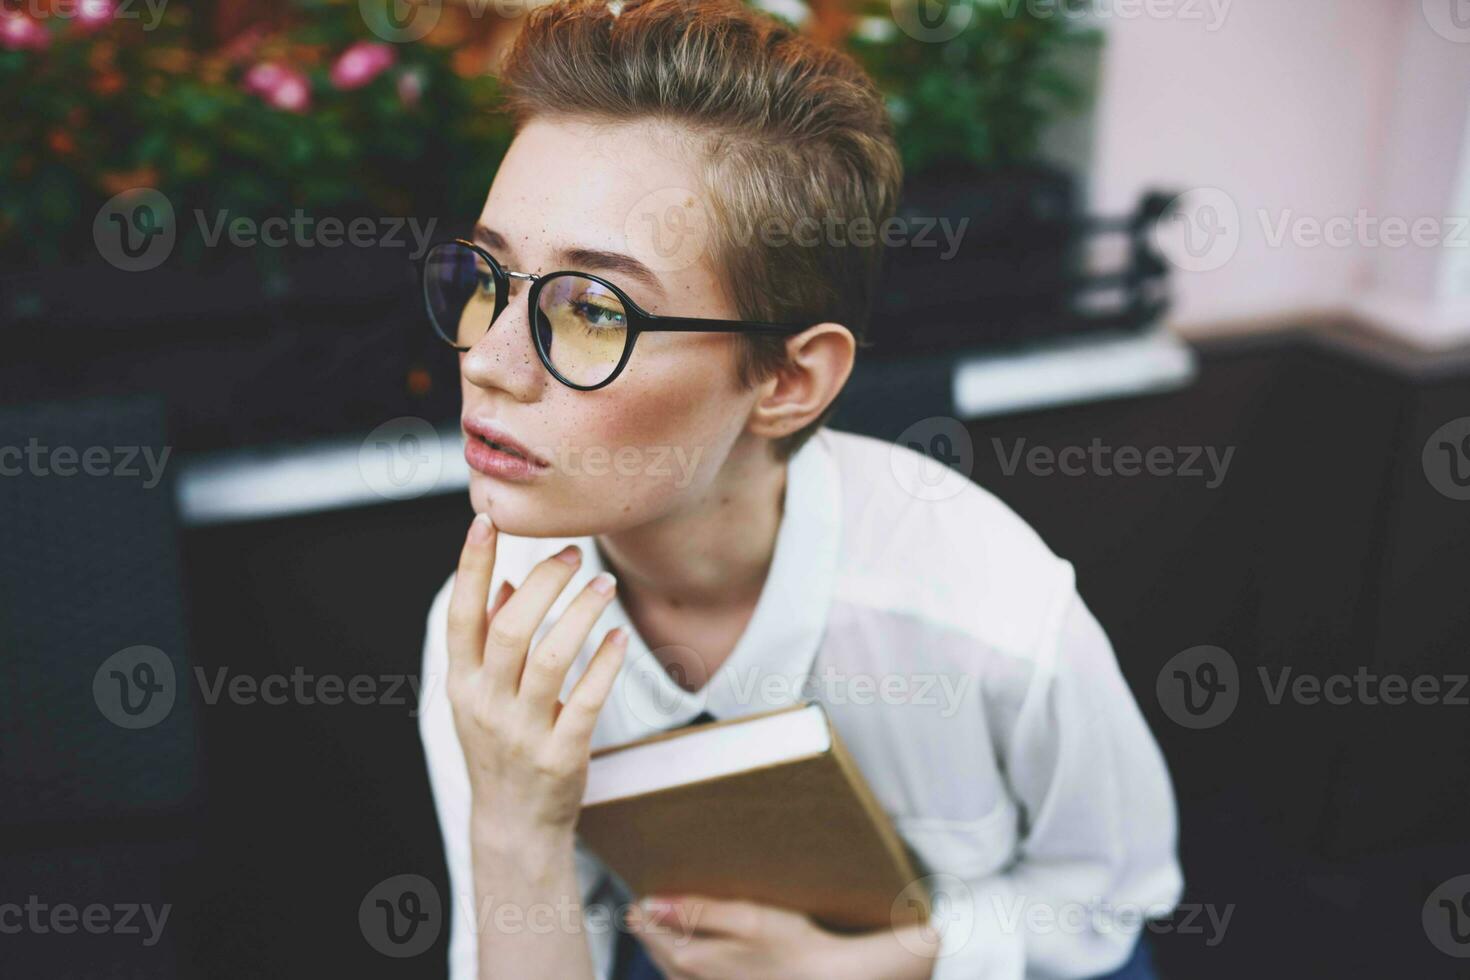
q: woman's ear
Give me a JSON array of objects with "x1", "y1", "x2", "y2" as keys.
[{"x1": 745, "y1": 323, "x2": 856, "y2": 442}]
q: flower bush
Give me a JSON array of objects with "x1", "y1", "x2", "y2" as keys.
[{"x1": 0, "y1": 0, "x2": 512, "y2": 266}]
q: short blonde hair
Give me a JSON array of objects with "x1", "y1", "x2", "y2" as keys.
[{"x1": 498, "y1": 0, "x2": 904, "y2": 458}]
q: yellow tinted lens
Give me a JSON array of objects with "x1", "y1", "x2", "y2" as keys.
[
  {"x1": 425, "y1": 242, "x2": 497, "y2": 348},
  {"x1": 536, "y1": 275, "x2": 629, "y2": 386}
]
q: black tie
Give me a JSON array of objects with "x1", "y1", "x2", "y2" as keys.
[{"x1": 611, "y1": 709, "x2": 718, "y2": 980}]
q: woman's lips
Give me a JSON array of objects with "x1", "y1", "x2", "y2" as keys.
[{"x1": 463, "y1": 431, "x2": 549, "y2": 482}]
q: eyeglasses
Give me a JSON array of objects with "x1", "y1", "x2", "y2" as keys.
[{"x1": 420, "y1": 238, "x2": 812, "y2": 390}]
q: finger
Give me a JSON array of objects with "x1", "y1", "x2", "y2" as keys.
[
  {"x1": 445, "y1": 514, "x2": 498, "y2": 677},
  {"x1": 627, "y1": 912, "x2": 740, "y2": 975},
  {"x1": 553, "y1": 627, "x2": 628, "y2": 746},
  {"x1": 482, "y1": 543, "x2": 583, "y2": 692},
  {"x1": 646, "y1": 896, "x2": 763, "y2": 937},
  {"x1": 518, "y1": 571, "x2": 618, "y2": 709},
  {"x1": 488, "y1": 579, "x2": 515, "y2": 620}
]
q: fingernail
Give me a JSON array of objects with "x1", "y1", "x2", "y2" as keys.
[
  {"x1": 609, "y1": 626, "x2": 628, "y2": 647},
  {"x1": 469, "y1": 513, "x2": 492, "y2": 542},
  {"x1": 590, "y1": 572, "x2": 617, "y2": 595},
  {"x1": 640, "y1": 896, "x2": 671, "y2": 913},
  {"x1": 554, "y1": 544, "x2": 581, "y2": 565}
]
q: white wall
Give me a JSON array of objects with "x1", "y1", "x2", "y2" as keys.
[{"x1": 1085, "y1": 0, "x2": 1470, "y2": 346}]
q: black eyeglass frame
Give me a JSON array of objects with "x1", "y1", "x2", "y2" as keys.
[{"x1": 421, "y1": 238, "x2": 813, "y2": 391}]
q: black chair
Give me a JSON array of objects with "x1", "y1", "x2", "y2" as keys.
[{"x1": 0, "y1": 394, "x2": 200, "y2": 978}]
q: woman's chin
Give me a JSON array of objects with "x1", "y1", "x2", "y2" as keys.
[{"x1": 469, "y1": 479, "x2": 587, "y2": 538}]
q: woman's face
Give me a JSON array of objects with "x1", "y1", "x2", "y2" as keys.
[{"x1": 458, "y1": 115, "x2": 763, "y2": 537}]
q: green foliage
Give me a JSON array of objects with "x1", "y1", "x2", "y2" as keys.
[
  {"x1": 0, "y1": 2, "x2": 513, "y2": 265},
  {"x1": 845, "y1": 0, "x2": 1102, "y2": 176}
]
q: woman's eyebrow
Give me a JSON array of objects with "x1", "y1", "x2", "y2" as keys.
[{"x1": 473, "y1": 224, "x2": 666, "y2": 298}]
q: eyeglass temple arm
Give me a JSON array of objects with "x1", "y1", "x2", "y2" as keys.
[{"x1": 638, "y1": 316, "x2": 809, "y2": 335}]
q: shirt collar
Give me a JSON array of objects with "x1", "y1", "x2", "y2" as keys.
[{"x1": 584, "y1": 430, "x2": 842, "y2": 743}]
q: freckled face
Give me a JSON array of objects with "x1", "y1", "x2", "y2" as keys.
[{"x1": 458, "y1": 116, "x2": 758, "y2": 537}]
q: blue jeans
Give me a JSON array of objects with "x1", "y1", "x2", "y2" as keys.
[{"x1": 614, "y1": 929, "x2": 1158, "y2": 979}]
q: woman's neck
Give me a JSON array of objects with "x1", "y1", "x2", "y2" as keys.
[{"x1": 596, "y1": 434, "x2": 787, "y2": 611}]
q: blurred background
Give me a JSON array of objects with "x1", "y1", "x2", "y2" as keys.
[{"x1": 2, "y1": 0, "x2": 1468, "y2": 976}]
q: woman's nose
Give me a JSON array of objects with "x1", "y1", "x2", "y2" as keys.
[{"x1": 460, "y1": 287, "x2": 547, "y2": 402}]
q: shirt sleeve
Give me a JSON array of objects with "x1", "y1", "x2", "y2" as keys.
[
  {"x1": 417, "y1": 573, "x2": 620, "y2": 980},
  {"x1": 926, "y1": 587, "x2": 1185, "y2": 980}
]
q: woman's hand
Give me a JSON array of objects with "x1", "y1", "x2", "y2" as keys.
[
  {"x1": 626, "y1": 896, "x2": 939, "y2": 980},
  {"x1": 446, "y1": 512, "x2": 628, "y2": 842}
]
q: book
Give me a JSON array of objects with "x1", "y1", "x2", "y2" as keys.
[{"x1": 576, "y1": 702, "x2": 930, "y2": 931}]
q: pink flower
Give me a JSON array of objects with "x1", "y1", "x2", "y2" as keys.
[
  {"x1": 74, "y1": 0, "x2": 116, "y2": 32},
  {"x1": 329, "y1": 41, "x2": 395, "y2": 91},
  {"x1": 243, "y1": 61, "x2": 288, "y2": 95},
  {"x1": 396, "y1": 67, "x2": 425, "y2": 109},
  {"x1": 265, "y1": 70, "x2": 311, "y2": 112},
  {"x1": 243, "y1": 62, "x2": 311, "y2": 112},
  {"x1": 0, "y1": 12, "x2": 49, "y2": 50}
]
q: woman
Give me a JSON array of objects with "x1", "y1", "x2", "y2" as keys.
[{"x1": 417, "y1": 0, "x2": 1183, "y2": 977}]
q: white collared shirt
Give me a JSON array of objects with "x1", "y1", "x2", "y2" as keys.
[{"x1": 418, "y1": 427, "x2": 1184, "y2": 980}]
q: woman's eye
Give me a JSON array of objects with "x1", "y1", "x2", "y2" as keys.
[
  {"x1": 573, "y1": 301, "x2": 625, "y2": 329},
  {"x1": 475, "y1": 273, "x2": 495, "y2": 298}
]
